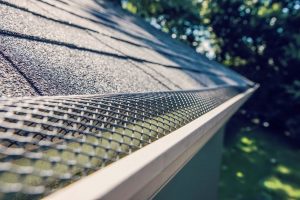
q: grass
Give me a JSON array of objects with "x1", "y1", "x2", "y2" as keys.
[{"x1": 219, "y1": 117, "x2": 300, "y2": 200}]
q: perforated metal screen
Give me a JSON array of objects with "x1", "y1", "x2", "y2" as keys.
[{"x1": 0, "y1": 86, "x2": 242, "y2": 199}]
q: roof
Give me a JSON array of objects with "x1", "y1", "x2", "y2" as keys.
[
  {"x1": 0, "y1": 0, "x2": 256, "y2": 199},
  {"x1": 0, "y1": 0, "x2": 252, "y2": 98}
]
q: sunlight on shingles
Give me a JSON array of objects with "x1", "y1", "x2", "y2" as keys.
[
  {"x1": 276, "y1": 165, "x2": 291, "y2": 175},
  {"x1": 264, "y1": 177, "x2": 300, "y2": 198}
]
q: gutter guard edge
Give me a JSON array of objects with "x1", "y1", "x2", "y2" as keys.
[{"x1": 45, "y1": 86, "x2": 258, "y2": 200}]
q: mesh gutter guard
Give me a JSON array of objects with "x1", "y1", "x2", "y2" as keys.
[{"x1": 0, "y1": 86, "x2": 256, "y2": 199}]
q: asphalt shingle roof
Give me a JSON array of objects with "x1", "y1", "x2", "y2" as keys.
[{"x1": 0, "y1": 0, "x2": 252, "y2": 97}]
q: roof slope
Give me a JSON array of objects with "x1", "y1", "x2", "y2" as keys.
[{"x1": 0, "y1": 0, "x2": 252, "y2": 97}]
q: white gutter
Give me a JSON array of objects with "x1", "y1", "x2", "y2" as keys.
[{"x1": 45, "y1": 86, "x2": 257, "y2": 200}]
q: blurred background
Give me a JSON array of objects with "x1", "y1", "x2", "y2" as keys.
[{"x1": 111, "y1": 0, "x2": 300, "y2": 199}]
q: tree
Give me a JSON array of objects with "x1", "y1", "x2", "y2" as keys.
[{"x1": 120, "y1": 0, "x2": 300, "y2": 141}]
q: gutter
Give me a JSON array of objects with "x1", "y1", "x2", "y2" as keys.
[{"x1": 45, "y1": 85, "x2": 258, "y2": 200}]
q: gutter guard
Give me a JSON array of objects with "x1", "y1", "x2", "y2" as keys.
[{"x1": 0, "y1": 86, "x2": 256, "y2": 199}]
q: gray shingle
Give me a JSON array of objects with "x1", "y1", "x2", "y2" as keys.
[
  {"x1": 0, "y1": 54, "x2": 37, "y2": 97},
  {"x1": 0, "y1": 0, "x2": 252, "y2": 98},
  {"x1": 0, "y1": 36, "x2": 168, "y2": 95},
  {"x1": 0, "y1": 3, "x2": 113, "y2": 53}
]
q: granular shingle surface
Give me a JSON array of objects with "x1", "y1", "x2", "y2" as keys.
[
  {"x1": 0, "y1": 0, "x2": 252, "y2": 96},
  {"x1": 0, "y1": 53, "x2": 37, "y2": 97}
]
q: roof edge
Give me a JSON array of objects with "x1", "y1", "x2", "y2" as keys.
[{"x1": 45, "y1": 85, "x2": 258, "y2": 200}]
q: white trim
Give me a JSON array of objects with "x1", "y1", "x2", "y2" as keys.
[{"x1": 44, "y1": 86, "x2": 257, "y2": 200}]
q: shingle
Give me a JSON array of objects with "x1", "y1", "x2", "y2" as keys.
[
  {"x1": 89, "y1": 32, "x2": 181, "y2": 67},
  {"x1": 0, "y1": 0, "x2": 253, "y2": 98},
  {"x1": 0, "y1": 54, "x2": 37, "y2": 97},
  {"x1": 7, "y1": 0, "x2": 209, "y2": 67},
  {"x1": 0, "y1": 36, "x2": 168, "y2": 96},
  {"x1": 133, "y1": 62, "x2": 206, "y2": 90},
  {"x1": 0, "y1": 3, "x2": 113, "y2": 53}
]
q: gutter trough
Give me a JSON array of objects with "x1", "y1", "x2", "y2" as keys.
[{"x1": 0, "y1": 85, "x2": 257, "y2": 199}]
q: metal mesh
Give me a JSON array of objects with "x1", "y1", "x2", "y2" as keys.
[{"x1": 0, "y1": 86, "x2": 242, "y2": 199}]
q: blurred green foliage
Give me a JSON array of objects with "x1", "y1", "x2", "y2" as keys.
[
  {"x1": 117, "y1": 0, "x2": 300, "y2": 142},
  {"x1": 220, "y1": 117, "x2": 300, "y2": 200}
]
